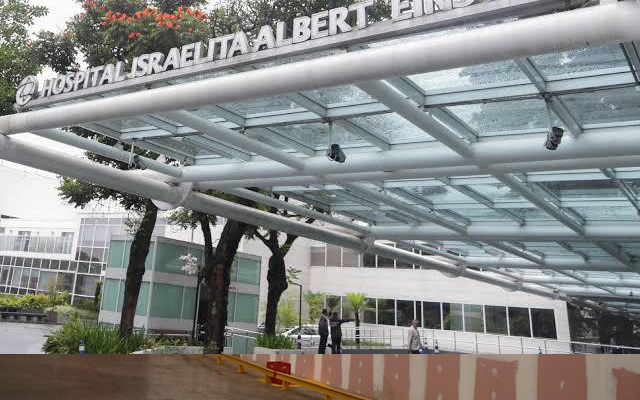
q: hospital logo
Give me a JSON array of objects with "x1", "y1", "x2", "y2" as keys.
[{"x1": 16, "y1": 76, "x2": 39, "y2": 107}]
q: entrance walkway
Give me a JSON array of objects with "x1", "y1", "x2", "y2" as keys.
[
  {"x1": 0, "y1": 354, "x2": 324, "y2": 400},
  {"x1": 0, "y1": 322, "x2": 59, "y2": 354}
]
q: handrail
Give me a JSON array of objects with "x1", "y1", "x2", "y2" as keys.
[{"x1": 213, "y1": 354, "x2": 371, "y2": 400}]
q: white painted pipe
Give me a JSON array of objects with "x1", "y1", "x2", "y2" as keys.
[
  {"x1": 466, "y1": 256, "x2": 628, "y2": 272},
  {"x1": 2, "y1": 2, "x2": 639, "y2": 134},
  {"x1": 195, "y1": 155, "x2": 640, "y2": 189},
  {"x1": 182, "y1": 127, "x2": 640, "y2": 183},
  {"x1": 369, "y1": 224, "x2": 640, "y2": 242},
  {"x1": 161, "y1": 111, "x2": 306, "y2": 170},
  {"x1": 33, "y1": 128, "x2": 183, "y2": 178},
  {"x1": 0, "y1": 133, "x2": 569, "y2": 302}
]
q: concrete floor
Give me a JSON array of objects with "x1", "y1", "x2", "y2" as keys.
[
  {"x1": 0, "y1": 322, "x2": 59, "y2": 354},
  {"x1": 0, "y1": 355, "x2": 325, "y2": 400}
]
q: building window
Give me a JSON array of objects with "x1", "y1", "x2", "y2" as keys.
[
  {"x1": 531, "y1": 308, "x2": 557, "y2": 339},
  {"x1": 443, "y1": 303, "x2": 463, "y2": 331},
  {"x1": 377, "y1": 254, "x2": 395, "y2": 268},
  {"x1": 61, "y1": 232, "x2": 74, "y2": 254},
  {"x1": 485, "y1": 305, "x2": 508, "y2": 335},
  {"x1": 508, "y1": 307, "x2": 531, "y2": 337},
  {"x1": 75, "y1": 274, "x2": 100, "y2": 296},
  {"x1": 342, "y1": 247, "x2": 359, "y2": 267},
  {"x1": 150, "y1": 283, "x2": 183, "y2": 319},
  {"x1": 377, "y1": 299, "x2": 395, "y2": 326},
  {"x1": 362, "y1": 253, "x2": 376, "y2": 268},
  {"x1": 422, "y1": 302, "x2": 442, "y2": 329},
  {"x1": 326, "y1": 244, "x2": 341, "y2": 266},
  {"x1": 464, "y1": 304, "x2": 484, "y2": 333},
  {"x1": 363, "y1": 298, "x2": 376, "y2": 324},
  {"x1": 237, "y1": 258, "x2": 260, "y2": 286},
  {"x1": 396, "y1": 300, "x2": 414, "y2": 327},
  {"x1": 326, "y1": 295, "x2": 340, "y2": 314},
  {"x1": 310, "y1": 246, "x2": 325, "y2": 266},
  {"x1": 16, "y1": 231, "x2": 31, "y2": 251},
  {"x1": 235, "y1": 293, "x2": 259, "y2": 324}
]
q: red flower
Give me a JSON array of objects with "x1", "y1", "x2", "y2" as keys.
[
  {"x1": 26, "y1": 41, "x2": 32, "y2": 47},
  {"x1": 166, "y1": 22, "x2": 173, "y2": 28},
  {"x1": 177, "y1": 6, "x2": 183, "y2": 12},
  {"x1": 176, "y1": 24, "x2": 182, "y2": 29},
  {"x1": 101, "y1": 21, "x2": 107, "y2": 26},
  {"x1": 188, "y1": 27, "x2": 193, "y2": 32},
  {"x1": 128, "y1": 32, "x2": 135, "y2": 39}
]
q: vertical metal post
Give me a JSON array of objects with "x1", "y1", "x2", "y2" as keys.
[
  {"x1": 521, "y1": 337, "x2": 524, "y2": 354},
  {"x1": 544, "y1": 340, "x2": 547, "y2": 354},
  {"x1": 298, "y1": 283, "x2": 302, "y2": 333},
  {"x1": 475, "y1": 334, "x2": 478, "y2": 354},
  {"x1": 497, "y1": 335, "x2": 501, "y2": 354},
  {"x1": 453, "y1": 331, "x2": 457, "y2": 352}
]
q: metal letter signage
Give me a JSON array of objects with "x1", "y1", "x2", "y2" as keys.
[{"x1": 16, "y1": 0, "x2": 478, "y2": 107}]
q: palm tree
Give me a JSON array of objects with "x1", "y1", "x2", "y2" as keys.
[{"x1": 346, "y1": 293, "x2": 367, "y2": 347}]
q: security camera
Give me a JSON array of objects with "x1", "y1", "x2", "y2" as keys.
[
  {"x1": 129, "y1": 154, "x2": 147, "y2": 170},
  {"x1": 326, "y1": 143, "x2": 346, "y2": 163},
  {"x1": 544, "y1": 126, "x2": 564, "y2": 150}
]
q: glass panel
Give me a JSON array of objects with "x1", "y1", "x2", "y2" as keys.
[
  {"x1": 77, "y1": 247, "x2": 91, "y2": 261},
  {"x1": 351, "y1": 114, "x2": 430, "y2": 144},
  {"x1": 508, "y1": 307, "x2": 531, "y2": 337},
  {"x1": 485, "y1": 305, "x2": 508, "y2": 335},
  {"x1": 93, "y1": 225, "x2": 108, "y2": 247},
  {"x1": 377, "y1": 299, "x2": 395, "y2": 326},
  {"x1": 237, "y1": 258, "x2": 260, "y2": 286},
  {"x1": 227, "y1": 292, "x2": 236, "y2": 322},
  {"x1": 377, "y1": 253, "x2": 394, "y2": 268},
  {"x1": 37, "y1": 271, "x2": 56, "y2": 291},
  {"x1": 396, "y1": 244, "x2": 414, "y2": 269},
  {"x1": 396, "y1": 300, "x2": 414, "y2": 327},
  {"x1": 464, "y1": 304, "x2": 484, "y2": 333},
  {"x1": 443, "y1": 303, "x2": 463, "y2": 331},
  {"x1": 78, "y1": 262, "x2": 90, "y2": 274},
  {"x1": 326, "y1": 245, "x2": 341, "y2": 267},
  {"x1": 230, "y1": 259, "x2": 238, "y2": 282},
  {"x1": 80, "y1": 225, "x2": 95, "y2": 247},
  {"x1": 11, "y1": 268, "x2": 22, "y2": 286},
  {"x1": 102, "y1": 278, "x2": 119, "y2": 312},
  {"x1": 342, "y1": 247, "x2": 359, "y2": 267},
  {"x1": 363, "y1": 298, "x2": 376, "y2": 324},
  {"x1": 310, "y1": 246, "x2": 326, "y2": 266},
  {"x1": 561, "y1": 87, "x2": 640, "y2": 126},
  {"x1": 410, "y1": 60, "x2": 527, "y2": 91},
  {"x1": 20, "y1": 268, "x2": 30, "y2": 288},
  {"x1": 422, "y1": 302, "x2": 441, "y2": 329},
  {"x1": 57, "y1": 272, "x2": 74, "y2": 292},
  {"x1": 305, "y1": 85, "x2": 371, "y2": 105},
  {"x1": 531, "y1": 45, "x2": 627, "y2": 78},
  {"x1": 277, "y1": 122, "x2": 368, "y2": 149},
  {"x1": 135, "y1": 282, "x2": 149, "y2": 316},
  {"x1": 155, "y1": 242, "x2": 187, "y2": 274},
  {"x1": 74, "y1": 274, "x2": 100, "y2": 296},
  {"x1": 235, "y1": 293, "x2": 258, "y2": 324},
  {"x1": 28, "y1": 271, "x2": 38, "y2": 289},
  {"x1": 49, "y1": 260, "x2": 60, "y2": 270},
  {"x1": 531, "y1": 308, "x2": 557, "y2": 339},
  {"x1": 447, "y1": 99, "x2": 547, "y2": 135},
  {"x1": 150, "y1": 283, "x2": 183, "y2": 319},
  {"x1": 116, "y1": 279, "x2": 125, "y2": 312},
  {"x1": 145, "y1": 243, "x2": 154, "y2": 270},
  {"x1": 182, "y1": 287, "x2": 197, "y2": 320},
  {"x1": 59, "y1": 260, "x2": 69, "y2": 271}
]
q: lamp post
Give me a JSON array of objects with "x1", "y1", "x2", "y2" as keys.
[{"x1": 289, "y1": 281, "x2": 302, "y2": 333}]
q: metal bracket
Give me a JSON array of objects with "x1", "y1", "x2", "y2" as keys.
[
  {"x1": 442, "y1": 263, "x2": 467, "y2": 278},
  {"x1": 358, "y1": 235, "x2": 376, "y2": 254},
  {"x1": 152, "y1": 181, "x2": 194, "y2": 210}
]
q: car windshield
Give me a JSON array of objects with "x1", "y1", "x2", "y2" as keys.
[{"x1": 302, "y1": 327, "x2": 318, "y2": 335}]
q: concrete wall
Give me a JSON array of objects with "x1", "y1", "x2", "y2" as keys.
[{"x1": 240, "y1": 354, "x2": 640, "y2": 400}]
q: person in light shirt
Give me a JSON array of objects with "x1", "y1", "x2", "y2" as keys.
[{"x1": 408, "y1": 319, "x2": 422, "y2": 354}]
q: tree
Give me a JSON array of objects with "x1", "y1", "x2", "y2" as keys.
[
  {"x1": 39, "y1": 0, "x2": 213, "y2": 338},
  {"x1": 304, "y1": 290, "x2": 324, "y2": 323},
  {"x1": 0, "y1": 0, "x2": 48, "y2": 115},
  {"x1": 275, "y1": 291, "x2": 298, "y2": 332},
  {"x1": 345, "y1": 292, "x2": 366, "y2": 346},
  {"x1": 248, "y1": 196, "x2": 315, "y2": 335}
]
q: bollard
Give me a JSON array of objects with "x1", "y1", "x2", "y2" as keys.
[{"x1": 79, "y1": 341, "x2": 85, "y2": 354}]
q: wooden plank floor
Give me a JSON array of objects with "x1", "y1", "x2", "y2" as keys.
[{"x1": 0, "y1": 355, "x2": 324, "y2": 400}]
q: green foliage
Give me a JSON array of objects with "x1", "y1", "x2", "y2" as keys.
[
  {"x1": 73, "y1": 297, "x2": 100, "y2": 313},
  {"x1": 0, "y1": 292, "x2": 70, "y2": 310},
  {"x1": 342, "y1": 338, "x2": 389, "y2": 348},
  {"x1": 303, "y1": 290, "x2": 324, "y2": 322},
  {"x1": 276, "y1": 291, "x2": 298, "y2": 332},
  {"x1": 345, "y1": 293, "x2": 366, "y2": 314},
  {"x1": 255, "y1": 333, "x2": 295, "y2": 349},
  {"x1": 0, "y1": 0, "x2": 48, "y2": 115},
  {"x1": 42, "y1": 318, "x2": 148, "y2": 354},
  {"x1": 48, "y1": 304, "x2": 99, "y2": 321}
]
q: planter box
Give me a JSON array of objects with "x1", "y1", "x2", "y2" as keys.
[
  {"x1": 45, "y1": 311, "x2": 58, "y2": 323},
  {"x1": 253, "y1": 347, "x2": 303, "y2": 355}
]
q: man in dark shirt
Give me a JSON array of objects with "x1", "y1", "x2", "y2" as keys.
[
  {"x1": 330, "y1": 312, "x2": 354, "y2": 354},
  {"x1": 318, "y1": 308, "x2": 330, "y2": 354}
]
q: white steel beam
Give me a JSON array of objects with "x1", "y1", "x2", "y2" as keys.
[{"x1": 3, "y1": 1, "x2": 640, "y2": 134}]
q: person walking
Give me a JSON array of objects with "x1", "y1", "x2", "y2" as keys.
[
  {"x1": 408, "y1": 319, "x2": 422, "y2": 354},
  {"x1": 330, "y1": 312, "x2": 354, "y2": 354},
  {"x1": 318, "y1": 309, "x2": 330, "y2": 354}
]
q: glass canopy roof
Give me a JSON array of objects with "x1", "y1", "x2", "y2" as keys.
[{"x1": 29, "y1": 4, "x2": 640, "y2": 317}]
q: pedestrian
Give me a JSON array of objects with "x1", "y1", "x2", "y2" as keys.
[
  {"x1": 318, "y1": 308, "x2": 330, "y2": 354},
  {"x1": 330, "y1": 311, "x2": 354, "y2": 354},
  {"x1": 408, "y1": 319, "x2": 422, "y2": 354}
]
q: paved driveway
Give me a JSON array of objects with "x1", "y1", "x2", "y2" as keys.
[{"x1": 0, "y1": 322, "x2": 59, "y2": 354}]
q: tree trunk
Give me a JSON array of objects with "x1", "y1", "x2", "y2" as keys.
[
  {"x1": 355, "y1": 312, "x2": 361, "y2": 347},
  {"x1": 119, "y1": 201, "x2": 157, "y2": 338},
  {"x1": 264, "y1": 250, "x2": 288, "y2": 335}
]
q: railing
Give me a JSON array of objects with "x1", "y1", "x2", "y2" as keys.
[
  {"x1": 224, "y1": 327, "x2": 259, "y2": 354},
  {"x1": 213, "y1": 354, "x2": 371, "y2": 400},
  {"x1": 340, "y1": 327, "x2": 640, "y2": 354},
  {"x1": 0, "y1": 235, "x2": 73, "y2": 255}
]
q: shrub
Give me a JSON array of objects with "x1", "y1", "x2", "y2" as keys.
[
  {"x1": 48, "y1": 304, "x2": 98, "y2": 321},
  {"x1": 42, "y1": 318, "x2": 148, "y2": 354},
  {"x1": 255, "y1": 333, "x2": 296, "y2": 350},
  {"x1": 0, "y1": 292, "x2": 70, "y2": 311},
  {"x1": 73, "y1": 297, "x2": 99, "y2": 313}
]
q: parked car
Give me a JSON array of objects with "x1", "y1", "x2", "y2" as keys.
[{"x1": 282, "y1": 325, "x2": 331, "y2": 349}]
